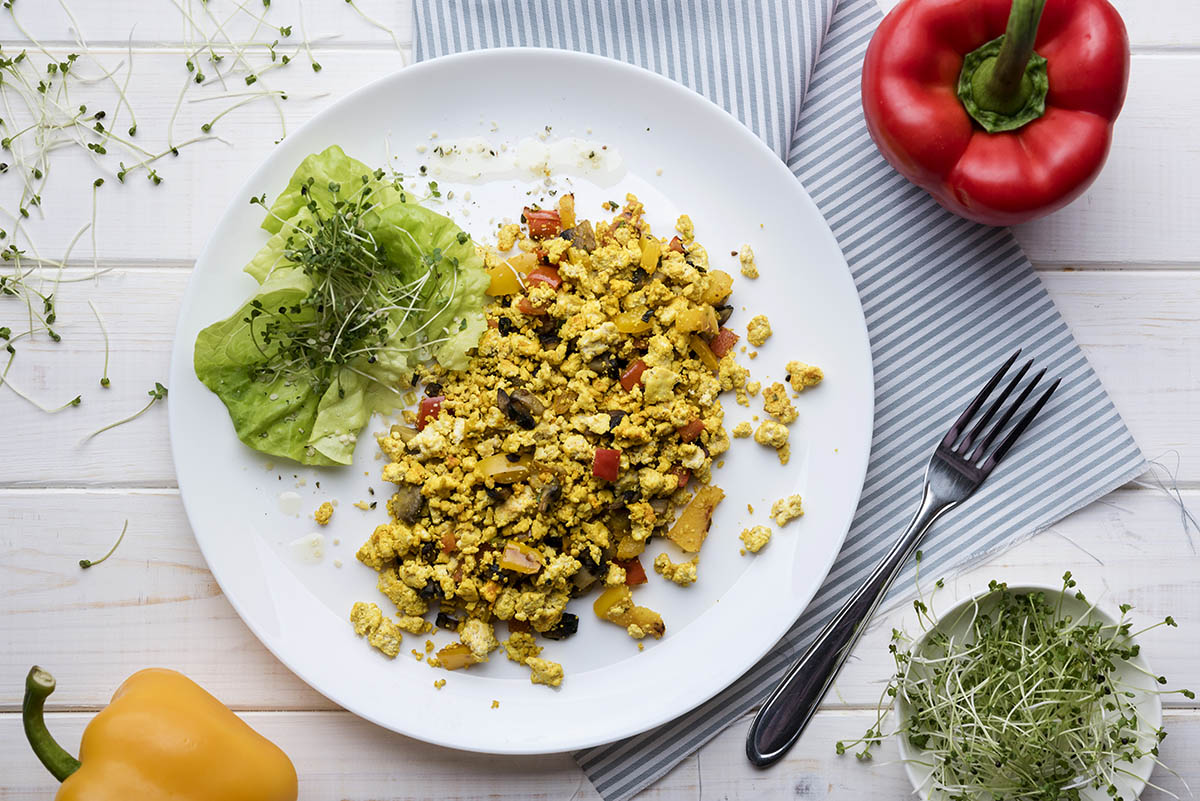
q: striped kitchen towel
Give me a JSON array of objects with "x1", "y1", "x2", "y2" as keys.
[{"x1": 414, "y1": 1, "x2": 1148, "y2": 798}]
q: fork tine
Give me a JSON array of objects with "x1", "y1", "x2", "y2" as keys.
[
  {"x1": 960, "y1": 359, "x2": 1032, "y2": 454},
  {"x1": 979, "y1": 378, "x2": 1061, "y2": 474},
  {"x1": 968, "y1": 368, "x2": 1046, "y2": 463},
  {"x1": 940, "y1": 350, "x2": 1021, "y2": 449}
]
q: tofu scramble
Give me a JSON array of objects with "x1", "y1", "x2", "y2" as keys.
[{"x1": 351, "y1": 193, "x2": 817, "y2": 686}]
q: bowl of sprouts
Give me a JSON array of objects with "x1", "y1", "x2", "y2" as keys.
[{"x1": 846, "y1": 573, "x2": 1191, "y2": 801}]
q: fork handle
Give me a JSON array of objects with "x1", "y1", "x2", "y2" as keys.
[{"x1": 745, "y1": 484, "x2": 954, "y2": 767}]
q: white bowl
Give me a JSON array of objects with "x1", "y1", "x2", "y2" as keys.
[{"x1": 897, "y1": 584, "x2": 1163, "y2": 801}]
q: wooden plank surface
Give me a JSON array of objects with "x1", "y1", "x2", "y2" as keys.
[
  {"x1": 4, "y1": 2, "x2": 1200, "y2": 800},
  {"x1": 0, "y1": 0, "x2": 412, "y2": 48},
  {"x1": 2, "y1": 708, "x2": 1197, "y2": 801}
]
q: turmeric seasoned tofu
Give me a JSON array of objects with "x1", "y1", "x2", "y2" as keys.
[
  {"x1": 771, "y1": 495, "x2": 805, "y2": 527},
  {"x1": 653, "y1": 552, "x2": 699, "y2": 586},
  {"x1": 746, "y1": 314, "x2": 772, "y2": 346},
  {"x1": 754, "y1": 420, "x2": 790, "y2": 465},
  {"x1": 314, "y1": 501, "x2": 334, "y2": 526},
  {"x1": 738, "y1": 244, "x2": 759, "y2": 278},
  {"x1": 786, "y1": 361, "x2": 824, "y2": 392},
  {"x1": 762, "y1": 382, "x2": 798, "y2": 424},
  {"x1": 526, "y1": 657, "x2": 564, "y2": 687},
  {"x1": 739, "y1": 525, "x2": 772, "y2": 553},
  {"x1": 351, "y1": 195, "x2": 747, "y2": 683}
]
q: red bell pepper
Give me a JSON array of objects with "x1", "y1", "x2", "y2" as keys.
[
  {"x1": 677, "y1": 419, "x2": 705, "y2": 443},
  {"x1": 862, "y1": 0, "x2": 1129, "y2": 226},
  {"x1": 619, "y1": 359, "x2": 647, "y2": 392},
  {"x1": 526, "y1": 265, "x2": 562, "y2": 289},
  {"x1": 516, "y1": 297, "x2": 548, "y2": 316},
  {"x1": 592, "y1": 448, "x2": 621, "y2": 481},
  {"x1": 417, "y1": 396, "x2": 444, "y2": 430},
  {"x1": 666, "y1": 466, "x2": 691, "y2": 489},
  {"x1": 709, "y1": 327, "x2": 739, "y2": 359},
  {"x1": 614, "y1": 557, "x2": 648, "y2": 586},
  {"x1": 523, "y1": 207, "x2": 562, "y2": 239}
]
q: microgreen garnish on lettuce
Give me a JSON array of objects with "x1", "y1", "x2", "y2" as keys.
[{"x1": 194, "y1": 146, "x2": 488, "y2": 466}]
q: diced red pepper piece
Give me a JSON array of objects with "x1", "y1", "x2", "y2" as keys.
[
  {"x1": 592, "y1": 448, "x2": 621, "y2": 481},
  {"x1": 615, "y1": 557, "x2": 648, "y2": 586},
  {"x1": 619, "y1": 359, "x2": 647, "y2": 392},
  {"x1": 417, "y1": 396, "x2": 444, "y2": 430},
  {"x1": 524, "y1": 207, "x2": 562, "y2": 239},
  {"x1": 709, "y1": 327, "x2": 739, "y2": 358},
  {"x1": 516, "y1": 297, "x2": 548, "y2": 316},
  {"x1": 526, "y1": 265, "x2": 563, "y2": 289},
  {"x1": 666, "y1": 466, "x2": 691, "y2": 489},
  {"x1": 668, "y1": 236, "x2": 685, "y2": 253},
  {"x1": 678, "y1": 419, "x2": 705, "y2": 443}
]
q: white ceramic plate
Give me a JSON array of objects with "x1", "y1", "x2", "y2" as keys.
[
  {"x1": 898, "y1": 586, "x2": 1163, "y2": 800},
  {"x1": 168, "y1": 49, "x2": 873, "y2": 753}
]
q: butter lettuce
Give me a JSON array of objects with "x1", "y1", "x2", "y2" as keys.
[{"x1": 194, "y1": 146, "x2": 488, "y2": 466}]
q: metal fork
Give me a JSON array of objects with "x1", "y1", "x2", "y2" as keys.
[{"x1": 745, "y1": 350, "x2": 1060, "y2": 767}]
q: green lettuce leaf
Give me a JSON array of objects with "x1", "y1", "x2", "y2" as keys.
[{"x1": 194, "y1": 146, "x2": 488, "y2": 466}]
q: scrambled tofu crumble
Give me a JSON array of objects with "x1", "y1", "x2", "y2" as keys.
[
  {"x1": 762, "y1": 382, "x2": 797, "y2": 424},
  {"x1": 352, "y1": 195, "x2": 750, "y2": 685},
  {"x1": 738, "y1": 244, "x2": 758, "y2": 278},
  {"x1": 754, "y1": 420, "x2": 791, "y2": 464},
  {"x1": 653, "y1": 552, "x2": 699, "y2": 586},
  {"x1": 314, "y1": 501, "x2": 334, "y2": 526},
  {"x1": 527, "y1": 656, "x2": 564, "y2": 687},
  {"x1": 771, "y1": 495, "x2": 805, "y2": 527},
  {"x1": 746, "y1": 314, "x2": 772, "y2": 346},
  {"x1": 740, "y1": 525, "x2": 772, "y2": 553},
  {"x1": 786, "y1": 361, "x2": 823, "y2": 392},
  {"x1": 348, "y1": 197, "x2": 829, "y2": 688}
]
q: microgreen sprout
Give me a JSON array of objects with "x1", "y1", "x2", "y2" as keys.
[
  {"x1": 83, "y1": 382, "x2": 166, "y2": 442},
  {"x1": 79, "y1": 519, "x2": 128, "y2": 569},
  {"x1": 88, "y1": 299, "x2": 110, "y2": 387},
  {"x1": 837, "y1": 573, "x2": 1189, "y2": 800},
  {"x1": 245, "y1": 178, "x2": 464, "y2": 399}
]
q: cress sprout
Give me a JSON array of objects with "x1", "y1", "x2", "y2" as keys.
[{"x1": 837, "y1": 568, "x2": 1190, "y2": 801}]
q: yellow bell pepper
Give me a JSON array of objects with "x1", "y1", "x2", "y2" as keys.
[{"x1": 23, "y1": 666, "x2": 298, "y2": 801}]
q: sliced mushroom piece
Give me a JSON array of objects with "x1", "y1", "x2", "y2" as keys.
[
  {"x1": 389, "y1": 424, "x2": 419, "y2": 444},
  {"x1": 509, "y1": 388, "x2": 545, "y2": 418},
  {"x1": 390, "y1": 485, "x2": 424, "y2": 524},
  {"x1": 559, "y1": 219, "x2": 597, "y2": 252},
  {"x1": 497, "y1": 387, "x2": 539, "y2": 430},
  {"x1": 537, "y1": 480, "x2": 562, "y2": 514}
]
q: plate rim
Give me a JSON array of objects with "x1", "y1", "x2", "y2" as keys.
[{"x1": 168, "y1": 45, "x2": 875, "y2": 753}]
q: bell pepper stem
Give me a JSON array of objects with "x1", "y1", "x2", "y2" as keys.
[
  {"x1": 987, "y1": 0, "x2": 1049, "y2": 104},
  {"x1": 23, "y1": 666, "x2": 82, "y2": 782},
  {"x1": 956, "y1": 0, "x2": 1051, "y2": 133}
]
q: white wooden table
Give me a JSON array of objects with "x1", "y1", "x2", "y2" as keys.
[{"x1": 2, "y1": 2, "x2": 1198, "y2": 798}]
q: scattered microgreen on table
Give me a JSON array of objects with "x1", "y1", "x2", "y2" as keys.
[{"x1": 0, "y1": 0, "x2": 404, "y2": 417}]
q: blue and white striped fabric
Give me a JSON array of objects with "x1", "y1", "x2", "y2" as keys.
[{"x1": 414, "y1": 2, "x2": 1148, "y2": 798}]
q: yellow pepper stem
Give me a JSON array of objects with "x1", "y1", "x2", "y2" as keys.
[{"x1": 23, "y1": 666, "x2": 81, "y2": 782}]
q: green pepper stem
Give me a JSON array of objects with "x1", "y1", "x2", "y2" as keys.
[
  {"x1": 987, "y1": 0, "x2": 1048, "y2": 105},
  {"x1": 23, "y1": 667, "x2": 81, "y2": 782}
]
